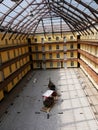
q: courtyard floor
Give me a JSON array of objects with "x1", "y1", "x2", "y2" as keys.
[{"x1": 0, "y1": 68, "x2": 98, "y2": 130}]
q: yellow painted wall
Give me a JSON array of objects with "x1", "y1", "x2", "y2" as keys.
[
  {"x1": 95, "y1": 65, "x2": 98, "y2": 73},
  {"x1": 15, "y1": 49, "x2": 19, "y2": 57},
  {"x1": 11, "y1": 63, "x2": 16, "y2": 73},
  {"x1": 32, "y1": 45, "x2": 42, "y2": 51},
  {"x1": 0, "y1": 33, "x2": 5, "y2": 46},
  {"x1": 38, "y1": 45, "x2": 42, "y2": 51},
  {"x1": 3, "y1": 66, "x2": 10, "y2": 78},
  {"x1": 1, "y1": 51, "x2": 8, "y2": 63},
  {"x1": 20, "y1": 59, "x2": 23, "y2": 66},
  {"x1": 0, "y1": 90, "x2": 4, "y2": 101},
  {"x1": 45, "y1": 62, "x2": 61, "y2": 68},
  {"x1": 13, "y1": 77, "x2": 18, "y2": 86},
  {"x1": 9, "y1": 50, "x2": 14, "y2": 59},
  {"x1": 44, "y1": 44, "x2": 51, "y2": 51},
  {"x1": 22, "y1": 47, "x2": 25, "y2": 54},
  {"x1": 25, "y1": 47, "x2": 29, "y2": 53},
  {"x1": 27, "y1": 56, "x2": 29, "y2": 62},
  {"x1": 23, "y1": 57, "x2": 26, "y2": 64},
  {"x1": 5, "y1": 82, "x2": 13, "y2": 92},
  {"x1": 33, "y1": 32, "x2": 77, "y2": 43},
  {"x1": 44, "y1": 44, "x2": 63, "y2": 51},
  {"x1": 30, "y1": 43, "x2": 58, "y2": 52},
  {"x1": 19, "y1": 48, "x2": 22, "y2": 55},
  {"x1": 17, "y1": 61, "x2": 20, "y2": 68},
  {"x1": 81, "y1": 44, "x2": 98, "y2": 57},
  {"x1": 32, "y1": 54, "x2": 36, "y2": 60},
  {"x1": 45, "y1": 52, "x2": 64, "y2": 59},
  {"x1": 21, "y1": 70, "x2": 25, "y2": 77},
  {"x1": 53, "y1": 62, "x2": 58, "y2": 68},
  {"x1": 81, "y1": 30, "x2": 98, "y2": 41},
  {"x1": 67, "y1": 61, "x2": 77, "y2": 67},
  {"x1": 0, "y1": 71, "x2": 3, "y2": 82},
  {"x1": 67, "y1": 51, "x2": 77, "y2": 58},
  {"x1": 32, "y1": 46, "x2": 35, "y2": 51},
  {"x1": 32, "y1": 53, "x2": 42, "y2": 60},
  {"x1": 33, "y1": 63, "x2": 36, "y2": 69},
  {"x1": 66, "y1": 43, "x2": 77, "y2": 50},
  {"x1": 80, "y1": 65, "x2": 98, "y2": 89},
  {"x1": 57, "y1": 44, "x2": 63, "y2": 50},
  {"x1": 80, "y1": 54, "x2": 98, "y2": 74},
  {"x1": 27, "y1": 65, "x2": 31, "y2": 71},
  {"x1": 0, "y1": 33, "x2": 30, "y2": 95},
  {"x1": 59, "y1": 52, "x2": 64, "y2": 59},
  {"x1": 18, "y1": 73, "x2": 22, "y2": 80},
  {"x1": 46, "y1": 62, "x2": 50, "y2": 68}
]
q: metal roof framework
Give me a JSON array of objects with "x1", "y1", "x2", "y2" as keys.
[{"x1": 0, "y1": 0, "x2": 98, "y2": 39}]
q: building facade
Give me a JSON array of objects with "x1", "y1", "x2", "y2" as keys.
[{"x1": 0, "y1": 32, "x2": 98, "y2": 101}]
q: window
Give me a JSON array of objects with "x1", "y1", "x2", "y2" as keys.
[
  {"x1": 90, "y1": 46, "x2": 92, "y2": 53},
  {"x1": 36, "y1": 54, "x2": 39, "y2": 59},
  {"x1": 12, "y1": 80, "x2": 14, "y2": 85},
  {"x1": 42, "y1": 46, "x2": 45, "y2": 52},
  {"x1": 71, "y1": 61, "x2": 74, "y2": 66},
  {"x1": 12, "y1": 39, "x2": 14, "y2": 44},
  {"x1": 63, "y1": 37, "x2": 66, "y2": 42},
  {"x1": 56, "y1": 37, "x2": 59, "y2": 41},
  {"x1": 15, "y1": 63, "x2": 18, "y2": 69},
  {"x1": 36, "y1": 62, "x2": 40, "y2": 67},
  {"x1": 35, "y1": 46, "x2": 38, "y2": 51},
  {"x1": 5, "y1": 39, "x2": 8, "y2": 45},
  {"x1": 21, "y1": 48, "x2": 23, "y2": 54},
  {"x1": 50, "y1": 62, "x2": 53, "y2": 67},
  {"x1": 57, "y1": 62, "x2": 60, "y2": 67},
  {"x1": 19, "y1": 48, "x2": 22, "y2": 55},
  {"x1": 17, "y1": 48, "x2": 19, "y2": 56},
  {"x1": 70, "y1": 44, "x2": 73, "y2": 49},
  {"x1": 16, "y1": 39, "x2": 18, "y2": 44},
  {"x1": 25, "y1": 47, "x2": 28, "y2": 52},
  {"x1": 57, "y1": 53, "x2": 60, "y2": 58},
  {"x1": 22, "y1": 59, "x2": 24, "y2": 65},
  {"x1": 0, "y1": 71, "x2": 4, "y2": 81},
  {"x1": 70, "y1": 36, "x2": 73, "y2": 40},
  {"x1": 56, "y1": 45, "x2": 59, "y2": 49},
  {"x1": 48, "y1": 37, "x2": 51, "y2": 41},
  {"x1": 14, "y1": 50, "x2": 16, "y2": 57},
  {"x1": 9, "y1": 66, "x2": 12, "y2": 73},
  {"x1": 49, "y1": 53, "x2": 52, "y2": 59},
  {"x1": 43, "y1": 54, "x2": 45, "y2": 60},
  {"x1": 7, "y1": 51, "x2": 10, "y2": 59},
  {"x1": 34, "y1": 38, "x2": 37, "y2": 42},
  {"x1": 41, "y1": 38, "x2": 44, "y2": 43},
  {"x1": 49, "y1": 45, "x2": 52, "y2": 50},
  {"x1": 70, "y1": 52, "x2": 74, "y2": 57}
]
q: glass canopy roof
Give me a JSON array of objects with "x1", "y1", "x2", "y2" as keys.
[{"x1": 0, "y1": 0, "x2": 98, "y2": 37}]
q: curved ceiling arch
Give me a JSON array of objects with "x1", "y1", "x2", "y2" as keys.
[{"x1": 0, "y1": 0, "x2": 98, "y2": 39}]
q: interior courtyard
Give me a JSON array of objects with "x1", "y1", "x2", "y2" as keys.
[{"x1": 0, "y1": 0, "x2": 98, "y2": 130}]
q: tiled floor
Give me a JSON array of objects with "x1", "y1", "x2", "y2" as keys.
[{"x1": 0, "y1": 68, "x2": 98, "y2": 130}]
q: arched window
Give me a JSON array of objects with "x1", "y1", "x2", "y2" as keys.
[
  {"x1": 63, "y1": 37, "x2": 66, "y2": 42},
  {"x1": 34, "y1": 38, "x2": 37, "y2": 42},
  {"x1": 48, "y1": 37, "x2": 51, "y2": 41},
  {"x1": 56, "y1": 37, "x2": 59, "y2": 41}
]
